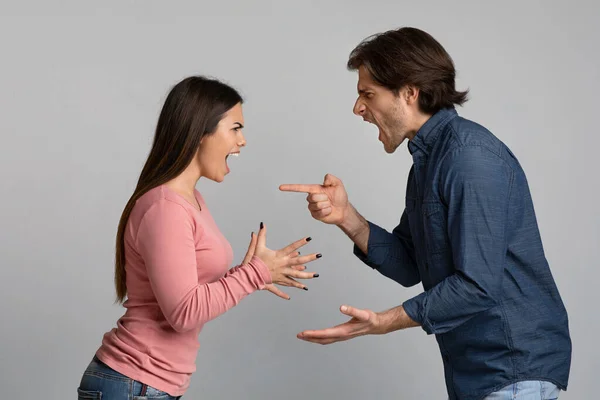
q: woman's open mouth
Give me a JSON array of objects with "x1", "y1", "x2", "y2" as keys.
[{"x1": 225, "y1": 152, "x2": 239, "y2": 173}]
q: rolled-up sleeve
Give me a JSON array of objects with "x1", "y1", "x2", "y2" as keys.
[{"x1": 403, "y1": 146, "x2": 514, "y2": 334}]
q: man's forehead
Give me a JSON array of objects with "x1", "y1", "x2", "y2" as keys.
[
  {"x1": 357, "y1": 66, "x2": 377, "y2": 91},
  {"x1": 357, "y1": 80, "x2": 376, "y2": 93}
]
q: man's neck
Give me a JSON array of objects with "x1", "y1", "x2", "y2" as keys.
[{"x1": 407, "y1": 111, "x2": 433, "y2": 140}]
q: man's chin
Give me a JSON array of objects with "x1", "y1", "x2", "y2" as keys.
[
  {"x1": 387, "y1": 137, "x2": 408, "y2": 153},
  {"x1": 382, "y1": 142, "x2": 400, "y2": 154}
]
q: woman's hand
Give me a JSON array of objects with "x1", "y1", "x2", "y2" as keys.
[
  {"x1": 240, "y1": 231, "x2": 295, "y2": 299},
  {"x1": 246, "y1": 223, "x2": 321, "y2": 299}
]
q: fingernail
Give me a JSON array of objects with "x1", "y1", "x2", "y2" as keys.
[
  {"x1": 316, "y1": 253, "x2": 322, "y2": 258},
  {"x1": 313, "y1": 274, "x2": 319, "y2": 278},
  {"x1": 260, "y1": 222, "x2": 264, "y2": 229},
  {"x1": 306, "y1": 237, "x2": 312, "y2": 242},
  {"x1": 303, "y1": 287, "x2": 308, "y2": 291}
]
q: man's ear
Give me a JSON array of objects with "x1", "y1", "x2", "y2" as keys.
[{"x1": 404, "y1": 85, "x2": 420, "y2": 105}]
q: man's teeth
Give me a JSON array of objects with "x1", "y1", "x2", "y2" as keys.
[{"x1": 228, "y1": 153, "x2": 239, "y2": 157}]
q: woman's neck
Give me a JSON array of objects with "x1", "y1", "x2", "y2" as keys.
[{"x1": 168, "y1": 163, "x2": 202, "y2": 195}]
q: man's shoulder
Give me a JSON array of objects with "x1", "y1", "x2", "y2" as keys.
[
  {"x1": 436, "y1": 114, "x2": 522, "y2": 176},
  {"x1": 445, "y1": 115, "x2": 504, "y2": 157}
]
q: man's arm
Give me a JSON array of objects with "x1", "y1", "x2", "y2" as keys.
[
  {"x1": 298, "y1": 146, "x2": 513, "y2": 344},
  {"x1": 402, "y1": 146, "x2": 513, "y2": 335},
  {"x1": 280, "y1": 174, "x2": 420, "y2": 287},
  {"x1": 378, "y1": 304, "x2": 422, "y2": 333},
  {"x1": 338, "y1": 203, "x2": 370, "y2": 253},
  {"x1": 341, "y1": 203, "x2": 420, "y2": 287},
  {"x1": 297, "y1": 303, "x2": 420, "y2": 345}
]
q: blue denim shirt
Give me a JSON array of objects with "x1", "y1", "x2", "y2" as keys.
[{"x1": 354, "y1": 108, "x2": 571, "y2": 400}]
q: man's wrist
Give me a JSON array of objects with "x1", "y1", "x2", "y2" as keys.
[
  {"x1": 378, "y1": 306, "x2": 420, "y2": 334},
  {"x1": 338, "y1": 204, "x2": 367, "y2": 239},
  {"x1": 337, "y1": 204, "x2": 355, "y2": 232}
]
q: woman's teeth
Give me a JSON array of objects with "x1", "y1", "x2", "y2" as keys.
[{"x1": 225, "y1": 153, "x2": 239, "y2": 174}]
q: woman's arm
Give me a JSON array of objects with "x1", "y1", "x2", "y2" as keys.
[{"x1": 136, "y1": 199, "x2": 272, "y2": 333}]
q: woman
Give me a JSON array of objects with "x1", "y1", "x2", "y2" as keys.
[{"x1": 77, "y1": 76, "x2": 321, "y2": 399}]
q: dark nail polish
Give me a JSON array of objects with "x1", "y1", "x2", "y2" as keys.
[
  {"x1": 316, "y1": 253, "x2": 322, "y2": 258},
  {"x1": 260, "y1": 222, "x2": 264, "y2": 229},
  {"x1": 303, "y1": 287, "x2": 308, "y2": 291},
  {"x1": 313, "y1": 274, "x2": 319, "y2": 278},
  {"x1": 306, "y1": 237, "x2": 312, "y2": 242}
]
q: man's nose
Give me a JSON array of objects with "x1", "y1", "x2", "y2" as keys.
[{"x1": 353, "y1": 99, "x2": 366, "y2": 116}]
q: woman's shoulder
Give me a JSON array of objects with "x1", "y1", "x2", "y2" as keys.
[{"x1": 131, "y1": 186, "x2": 194, "y2": 224}]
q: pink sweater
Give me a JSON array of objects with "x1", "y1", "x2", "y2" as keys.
[{"x1": 96, "y1": 185, "x2": 271, "y2": 396}]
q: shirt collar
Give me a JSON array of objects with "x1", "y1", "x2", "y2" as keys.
[{"x1": 408, "y1": 107, "x2": 458, "y2": 156}]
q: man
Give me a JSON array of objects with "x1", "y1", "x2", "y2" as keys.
[{"x1": 280, "y1": 27, "x2": 571, "y2": 400}]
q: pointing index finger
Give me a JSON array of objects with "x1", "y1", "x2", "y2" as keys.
[{"x1": 279, "y1": 184, "x2": 323, "y2": 194}]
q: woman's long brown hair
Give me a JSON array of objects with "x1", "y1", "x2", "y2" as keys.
[{"x1": 114, "y1": 76, "x2": 243, "y2": 303}]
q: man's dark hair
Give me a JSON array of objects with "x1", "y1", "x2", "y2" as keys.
[{"x1": 348, "y1": 27, "x2": 468, "y2": 114}]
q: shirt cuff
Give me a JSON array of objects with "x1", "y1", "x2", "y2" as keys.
[
  {"x1": 248, "y1": 255, "x2": 272, "y2": 287},
  {"x1": 353, "y1": 221, "x2": 392, "y2": 270},
  {"x1": 403, "y1": 292, "x2": 435, "y2": 335}
]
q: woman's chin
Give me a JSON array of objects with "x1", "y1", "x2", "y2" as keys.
[
  {"x1": 201, "y1": 172, "x2": 226, "y2": 183},
  {"x1": 214, "y1": 171, "x2": 228, "y2": 183}
]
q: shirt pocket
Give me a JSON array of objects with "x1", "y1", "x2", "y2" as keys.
[
  {"x1": 77, "y1": 389, "x2": 102, "y2": 400},
  {"x1": 422, "y1": 202, "x2": 450, "y2": 254}
]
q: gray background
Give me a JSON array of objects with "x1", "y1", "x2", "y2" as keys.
[{"x1": 1, "y1": 1, "x2": 598, "y2": 398}]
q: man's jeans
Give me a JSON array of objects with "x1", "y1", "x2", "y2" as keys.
[{"x1": 483, "y1": 381, "x2": 560, "y2": 399}]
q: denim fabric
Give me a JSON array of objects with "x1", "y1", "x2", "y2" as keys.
[
  {"x1": 354, "y1": 108, "x2": 571, "y2": 400},
  {"x1": 77, "y1": 356, "x2": 182, "y2": 399},
  {"x1": 483, "y1": 380, "x2": 560, "y2": 399}
]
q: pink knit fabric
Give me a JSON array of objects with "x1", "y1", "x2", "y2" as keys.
[{"x1": 96, "y1": 185, "x2": 271, "y2": 396}]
